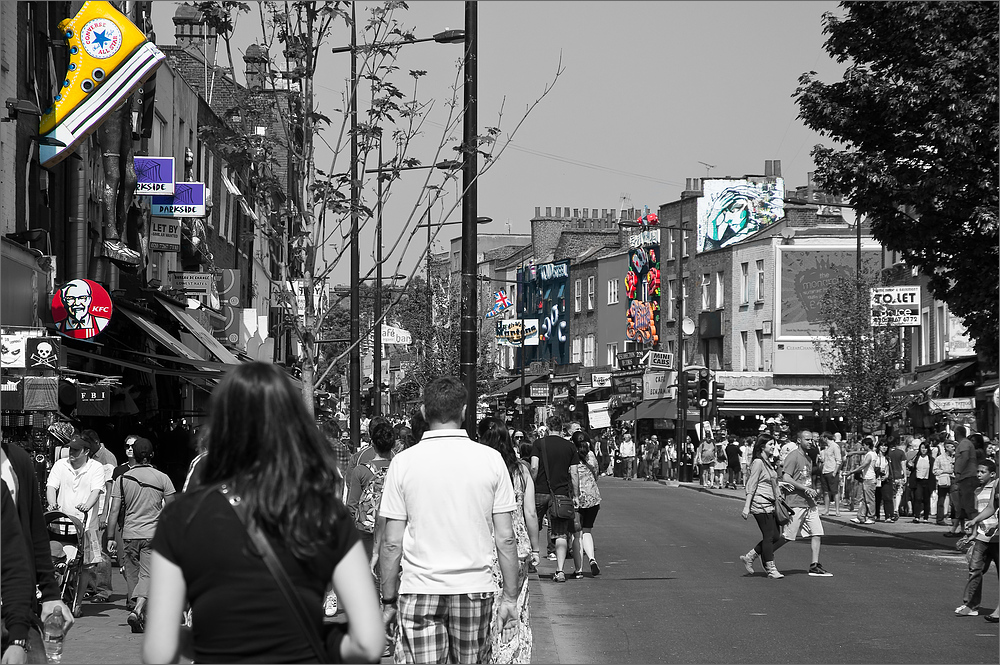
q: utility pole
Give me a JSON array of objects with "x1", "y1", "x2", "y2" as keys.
[
  {"x1": 675, "y1": 218, "x2": 688, "y2": 481},
  {"x1": 349, "y1": 4, "x2": 361, "y2": 447},
  {"x1": 459, "y1": 0, "x2": 478, "y2": 436}
]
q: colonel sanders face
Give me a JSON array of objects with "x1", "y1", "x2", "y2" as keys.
[{"x1": 61, "y1": 280, "x2": 93, "y2": 327}]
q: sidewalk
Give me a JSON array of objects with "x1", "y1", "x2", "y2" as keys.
[{"x1": 664, "y1": 478, "x2": 968, "y2": 550}]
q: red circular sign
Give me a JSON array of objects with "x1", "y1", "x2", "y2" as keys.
[{"x1": 50, "y1": 279, "x2": 114, "y2": 340}]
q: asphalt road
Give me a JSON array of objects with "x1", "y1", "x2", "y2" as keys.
[{"x1": 532, "y1": 478, "x2": 998, "y2": 664}]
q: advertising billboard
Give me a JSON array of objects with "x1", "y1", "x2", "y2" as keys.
[
  {"x1": 775, "y1": 246, "x2": 882, "y2": 339},
  {"x1": 625, "y1": 227, "x2": 660, "y2": 347},
  {"x1": 697, "y1": 178, "x2": 785, "y2": 253}
]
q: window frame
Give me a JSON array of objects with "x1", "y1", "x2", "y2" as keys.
[
  {"x1": 607, "y1": 342, "x2": 619, "y2": 368},
  {"x1": 740, "y1": 262, "x2": 749, "y2": 304},
  {"x1": 755, "y1": 259, "x2": 765, "y2": 302},
  {"x1": 587, "y1": 275, "x2": 596, "y2": 310},
  {"x1": 701, "y1": 273, "x2": 711, "y2": 311},
  {"x1": 584, "y1": 334, "x2": 596, "y2": 367},
  {"x1": 715, "y1": 271, "x2": 724, "y2": 309},
  {"x1": 607, "y1": 278, "x2": 619, "y2": 305},
  {"x1": 574, "y1": 279, "x2": 582, "y2": 313},
  {"x1": 571, "y1": 336, "x2": 582, "y2": 364}
]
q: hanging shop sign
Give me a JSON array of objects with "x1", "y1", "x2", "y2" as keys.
[
  {"x1": 50, "y1": 279, "x2": 113, "y2": 340},
  {"x1": 77, "y1": 384, "x2": 111, "y2": 417},
  {"x1": 382, "y1": 326, "x2": 412, "y2": 345},
  {"x1": 591, "y1": 373, "x2": 612, "y2": 389},
  {"x1": 588, "y1": 401, "x2": 611, "y2": 429},
  {"x1": 134, "y1": 157, "x2": 176, "y2": 195},
  {"x1": 643, "y1": 370, "x2": 676, "y2": 400},
  {"x1": 616, "y1": 351, "x2": 643, "y2": 371},
  {"x1": 150, "y1": 218, "x2": 182, "y2": 252},
  {"x1": 495, "y1": 319, "x2": 539, "y2": 347},
  {"x1": 519, "y1": 261, "x2": 570, "y2": 365},
  {"x1": 929, "y1": 397, "x2": 975, "y2": 413},
  {"x1": 170, "y1": 272, "x2": 215, "y2": 297},
  {"x1": 870, "y1": 286, "x2": 920, "y2": 327},
  {"x1": 24, "y1": 337, "x2": 61, "y2": 374},
  {"x1": 151, "y1": 182, "x2": 206, "y2": 217},
  {"x1": 647, "y1": 350, "x2": 674, "y2": 370},
  {"x1": 530, "y1": 383, "x2": 550, "y2": 399}
]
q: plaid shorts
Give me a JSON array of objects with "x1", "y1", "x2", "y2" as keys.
[{"x1": 394, "y1": 592, "x2": 494, "y2": 664}]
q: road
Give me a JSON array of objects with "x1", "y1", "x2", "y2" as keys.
[{"x1": 530, "y1": 478, "x2": 998, "y2": 663}]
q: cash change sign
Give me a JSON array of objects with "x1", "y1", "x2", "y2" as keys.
[{"x1": 870, "y1": 286, "x2": 920, "y2": 327}]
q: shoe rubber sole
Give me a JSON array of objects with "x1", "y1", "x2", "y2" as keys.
[
  {"x1": 590, "y1": 559, "x2": 601, "y2": 576},
  {"x1": 40, "y1": 42, "x2": 164, "y2": 168}
]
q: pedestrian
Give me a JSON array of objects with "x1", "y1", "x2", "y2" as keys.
[
  {"x1": 80, "y1": 430, "x2": 116, "y2": 604},
  {"x1": 954, "y1": 459, "x2": 998, "y2": 619},
  {"x1": 107, "y1": 437, "x2": 175, "y2": 634},
  {"x1": 142, "y1": 362, "x2": 384, "y2": 663},
  {"x1": 781, "y1": 430, "x2": 833, "y2": 576},
  {"x1": 2, "y1": 479, "x2": 35, "y2": 664},
  {"x1": 819, "y1": 431, "x2": 843, "y2": 516},
  {"x1": 713, "y1": 439, "x2": 728, "y2": 489},
  {"x1": 697, "y1": 437, "x2": 715, "y2": 487},
  {"x1": 620, "y1": 432, "x2": 636, "y2": 481},
  {"x1": 873, "y1": 440, "x2": 894, "y2": 522},
  {"x1": 949, "y1": 426, "x2": 979, "y2": 536},
  {"x1": 378, "y1": 377, "x2": 520, "y2": 663},
  {"x1": 886, "y1": 437, "x2": 907, "y2": 522},
  {"x1": 846, "y1": 437, "x2": 877, "y2": 524},
  {"x1": 571, "y1": 431, "x2": 603, "y2": 577},
  {"x1": 347, "y1": 420, "x2": 395, "y2": 561},
  {"x1": 529, "y1": 414, "x2": 584, "y2": 583},
  {"x1": 320, "y1": 420, "x2": 352, "y2": 478},
  {"x1": 644, "y1": 436, "x2": 659, "y2": 481},
  {"x1": 106, "y1": 434, "x2": 139, "y2": 606},
  {"x1": 933, "y1": 440, "x2": 957, "y2": 526},
  {"x1": 478, "y1": 416, "x2": 539, "y2": 664},
  {"x1": 907, "y1": 440, "x2": 936, "y2": 523},
  {"x1": 45, "y1": 435, "x2": 109, "y2": 602},
  {"x1": 0, "y1": 440, "x2": 75, "y2": 654},
  {"x1": 740, "y1": 435, "x2": 786, "y2": 578},
  {"x1": 725, "y1": 437, "x2": 742, "y2": 490}
]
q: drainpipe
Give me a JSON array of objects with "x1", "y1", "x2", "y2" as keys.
[{"x1": 67, "y1": 153, "x2": 88, "y2": 280}]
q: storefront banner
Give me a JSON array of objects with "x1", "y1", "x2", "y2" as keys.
[
  {"x1": 588, "y1": 401, "x2": 611, "y2": 429},
  {"x1": 643, "y1": 370, "x2": 677, "y2": 400},
  {"x1": 495, "y1": 319, "x2": 540, "y2": 347},
  {"x1": 134, "y1": 157, "x2": 175, "y2": 195},
  {"x1": 530, "y1": 383, "x2": 549, "y2": 398},
  {"x1": 929, "y1": 397, "x2": 975, "y2": 413},
  {"x1": 151, "y1": 182, "x2": 206, "y2": 217}
]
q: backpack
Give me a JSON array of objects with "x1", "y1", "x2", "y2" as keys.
[{"x1": 354, "y1": 461, "x2": 389, "y2": 534}]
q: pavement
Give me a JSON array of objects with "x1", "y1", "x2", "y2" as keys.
[{"x1": 56, "y1": 478, "x2": 983, "y2": 664}]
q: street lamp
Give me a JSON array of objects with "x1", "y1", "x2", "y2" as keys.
[
  {"x1": 336, "y1": 13, "x2": 464, "y2": 448},
  {"x1": 460, "y1": 1, "x2": 479, "y2": 436}
]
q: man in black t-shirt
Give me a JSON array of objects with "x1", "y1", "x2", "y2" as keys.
[
  {"x1": 530, "y1": 415, "x2": 580, "y2": 583},
  {"x1": 725, "y1": 437, "x2": 742, "y2": 489}
]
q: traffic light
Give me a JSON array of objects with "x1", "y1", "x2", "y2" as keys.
[
  {"x1": 713, "y1": 382, "x2": 726, "y2": 407},
  {"x1": 697, "y1": 368, "x2": 710, "y2": 408},
  {"x1": 568, "y1": 380, "x2": 577, "y2": 411},
  {"x1": 684, "y1": 370, "x2": 699, "y2": 404}
]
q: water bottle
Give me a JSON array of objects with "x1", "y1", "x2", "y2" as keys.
[{"x1": 42, "y1": 605, "x2": 67, "y2": 663}]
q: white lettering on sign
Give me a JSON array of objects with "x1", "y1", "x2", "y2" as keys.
[
  {"x1": 870, "y1": 286, "x2": 921, "y2": 326},
  {"x1": 629, "y1": 229, "x2": 660, "y2": 248},
  {"x1": 538, "y1": 262, "x2": 569, "y2": 281}
]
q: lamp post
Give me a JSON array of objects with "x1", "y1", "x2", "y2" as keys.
[
  {"x1": 334, "y1": 19, "x2": 464, "y2": 447},
  {"x1": 459, "y1": 1, "x2": 479, "y2": 436}
]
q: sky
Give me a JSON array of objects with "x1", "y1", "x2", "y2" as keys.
[{"x1": 151, "y1": 1, "x2": 850, "y2": 284}]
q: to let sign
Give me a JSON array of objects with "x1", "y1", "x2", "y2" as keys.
[
  {"x1": 150, "y1": 219, "x2": 181, "y2": 252},
  {"x1": 871, "y1": 286, "x2": 920, "y2": 327},
  {"x1": 134, "y1": 157, "x2": 175, "y2": 195}
]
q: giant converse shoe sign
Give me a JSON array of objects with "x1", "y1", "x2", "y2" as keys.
[{"x1": 39, "y1": 1, "x2": 165, "y2": 168}]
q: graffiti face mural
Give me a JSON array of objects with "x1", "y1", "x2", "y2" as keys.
[{"x1": 697, "y1": 178, "x2": 785, "y2": 253}]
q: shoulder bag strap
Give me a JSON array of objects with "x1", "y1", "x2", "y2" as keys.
[
  {"x1": 218, "y1": 485, "x2": 329, "y2": 663},
  {"x1": 540, "y1": 438, "x2": 555, "y2": 494}
]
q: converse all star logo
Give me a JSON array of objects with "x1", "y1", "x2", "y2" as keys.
[{"x1": 81, "y1": 17, "x2": 123, "y2": 59}]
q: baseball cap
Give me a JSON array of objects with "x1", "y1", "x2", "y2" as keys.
[
  {"x1": 67, "y1": 436, "x2": 89, "y2": 452},
  {"x1": 514, "y1": 431, "x2": 524, "y2": 437},
  {"x1": 131, "y1": 437, "x2": 154, "y2": 461}
]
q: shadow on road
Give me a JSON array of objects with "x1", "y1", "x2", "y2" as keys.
[{"x1": 819, "y1": 533, "x2": 958, "y2": 551}]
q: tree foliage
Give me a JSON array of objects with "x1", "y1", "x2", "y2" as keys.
[
  {"x1": 816, "y1": 267, "x2": 902, "y2": 436},
  {"x1": 794, "y1": 1, "x2": 999, "y2": 366}
]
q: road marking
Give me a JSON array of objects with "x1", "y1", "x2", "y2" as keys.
[{"x1": 749, "y1": 613, "x2": 766, "y2": 616}]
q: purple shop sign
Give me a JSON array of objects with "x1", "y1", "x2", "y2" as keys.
[
  {"x1": 151, "y1": 182, "x2": 206, "y2": 218},
  {"x1": 135, "y1": 156, "x2": 175, "y2": 195}
]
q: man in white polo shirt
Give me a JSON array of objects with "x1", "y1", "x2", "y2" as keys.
[{"x1": 379, "y1": 376, "x2": 520, "y2": 663}]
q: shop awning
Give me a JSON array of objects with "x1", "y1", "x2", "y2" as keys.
[
  {"x1": 118, "y1": 307, "x2": 209, "y2": 363},
  {"x1": 892, "y1": 360, "x2": 976, "y2": 396},
  {"x1": 717, "y1": 387, "x2": 824, "y2": 415},
  {"x1": 65, "y1": 346, "x2": 222, "y2": 379},
  {"x1": 154, "y1": 295, "x2": 241, "y2": 364},
  {"x1": 884, "y1": 394, "x2": 921, "y2": 419},
  {"x1": 621, "y1": 398, "x2": 693, "y2": 421},
  {"x1": 484, "y1": 374, "x2": 543, "y2": 400}
]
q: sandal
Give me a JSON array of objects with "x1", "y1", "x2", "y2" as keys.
[{"x1": 571, "y1": 571, "x2": 584, "y2": 580}]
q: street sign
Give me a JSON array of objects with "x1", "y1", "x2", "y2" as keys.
[
  {"x1": 647, "y1": 351, "x2": 673, "y2": 369},
  {"x1": 617, "y1": 351, "x2": 643, "y2": 370},
  {"x1": 151, "y1": 182, "x2": 206, "y2": 218},
  {"x1": 149, "y1": 218, "x2": 181, "y2": 252},
  {"x1": 134, "y1": 156, "x2": 175, "y2": 195},
  {"x1": 870, "y1": 286, "x2": 920, "y2": 327}
]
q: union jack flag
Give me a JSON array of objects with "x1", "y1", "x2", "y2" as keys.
[{"x1": 495, "y1": 290, "x2": 511, "y2": 309}]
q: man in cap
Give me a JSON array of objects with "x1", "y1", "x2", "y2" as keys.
[
  {"x1": 108, "y1": 438, "x2": 175, "y2": 633},
  {"x1": 47, "y1": 436, "x2": 108, "y2": 601}
]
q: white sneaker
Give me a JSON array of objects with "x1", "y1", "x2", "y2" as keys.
[
  {"x1": 323, "y1": 591, "x2": 338, "y2": 616},
  {"x1": 955, "y1": 604, "x2": 979, "y2": 616},
  {"x1": 739, "y1": 553, "x2": 756, "y2": 574}
]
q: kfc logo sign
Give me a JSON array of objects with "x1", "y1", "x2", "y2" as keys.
[{"x1": 51, "y1": 279, "x2": 114, "y2": 340}]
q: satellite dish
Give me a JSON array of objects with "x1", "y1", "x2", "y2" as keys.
[{"x1": 681, "y1": 317, "x2": 695, "y2": 337}]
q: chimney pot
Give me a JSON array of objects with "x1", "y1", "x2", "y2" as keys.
[
  {"x1": 545, "y1": 207, "x2": 551, "y2": 217},
  {"x1": 773, "y1": 160, "x2": 781, "y2": 178},
  {"x1": 535, "y1": 206, "x2": 540, "y2": 217}
]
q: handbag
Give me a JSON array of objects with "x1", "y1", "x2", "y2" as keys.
[
  {"x1": 769, "y1": 474, "x2": 793, "y2": 526},
  {"x1": 540, "y1": 438, "x2": 575, "y2": 520},
  {"x1": 219, "y1": 484, "x2": 345, "y2": 663}
]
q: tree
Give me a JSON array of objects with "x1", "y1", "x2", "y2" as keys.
[
  {"x1": 815, "y1": 267, "x2": 902, "y2": 436},
  {"x1": 794, "y1": 1, "x2": 999, "y2": 366},
  {"x1": 195, "y1": 1, "x2": 562, "y2": 418}
]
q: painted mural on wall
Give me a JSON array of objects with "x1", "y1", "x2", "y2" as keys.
[
  {"x1": 625, "y1": 213, "x2": 661, "y2": 347},
  {"x1": 518, "y1": 260, "x2": 570, "y2": 365},
  {"x1": 697, "y1": 178, "x2": 785, "y2": 253}
]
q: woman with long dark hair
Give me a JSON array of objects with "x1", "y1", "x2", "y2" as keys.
[
  {"x1": 478, "y1": 417, "x2": 538, "y2": 664},
  {"x1": 908, "y1": 440, "x2": 936, "y2": 523},
  {"x1": 142, "y1": 363, "x2": 384, "y2": 663},
  {"x1": 740, "y1": 435, "x2": 787, "y2": 579}
]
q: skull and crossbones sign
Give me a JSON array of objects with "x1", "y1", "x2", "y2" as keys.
[{"x1": 30, "y1": 341, "x2": 58, "y2": 369}]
